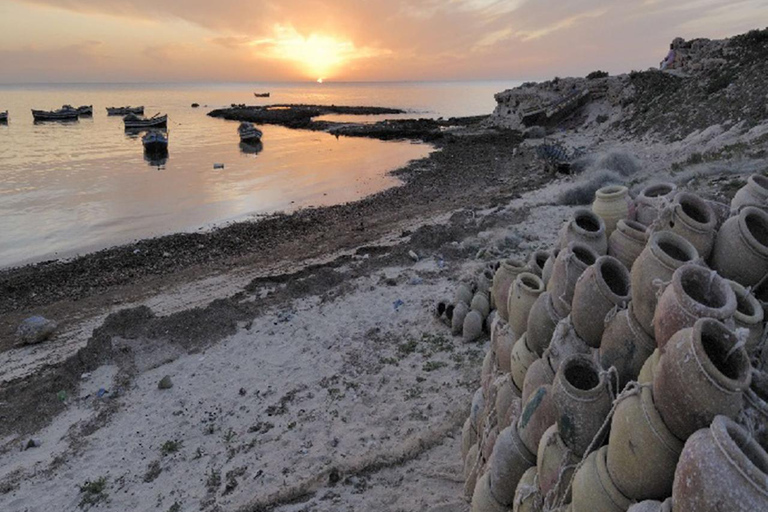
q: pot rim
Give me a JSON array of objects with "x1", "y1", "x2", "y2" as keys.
[
  {"x1": 749, "y1": 174, "x2": 768, "y2": 198},
  {"x1": 672, "y1": 192, "x2": 717, "y2": 233},
  {"x1": 593, "y1": 256, "x2": 632, "y2": 305},
  {"x1": 529, "y1": 250, "x2": 550, "y2": 274},
  {"x1": 710, "y1": 415, "x2": 768, "y2": 495},
  {"x1": 639, "y1": 182, "x2": 676, "y2": 200},
  {"x1": 555, "y1": 354, "x2": 608, "y2": 402},
  {"x1": 640, "y1": 386, "x2": 684, "y2": 454},
  {"x1": 616, "y1": 218, "x2": 649, "y2": 242},
  {"x1": 648, "y1": 231, "x2": 699, "y2": 271},
  {"x1": 627, "y1": 302, "x2": 657, "y2": 352},
  {"x1": 728, "y1": 280, "x2": 765, "y2": 326},
  {"x1": 595, "y1": 445, "x2": 632, "y2": 509},
  {"x1": 596, "y1": 185, "x2": 629, "y2": 200},
  {"x1": 516, "y1": 271, "x2": 545, "y2": 294},
  {"x1": 570, "y1": 208, "x2": 606, "y2": 239},
  {"x1": 668, "y1": 264, "x2": 737, "y2": 320},
  {"x1": 691, "y1": 318, "x2": 752, "y2": 392},
  {"x1": 737, "y1": 206, "x2": 768, "y2": 259}
]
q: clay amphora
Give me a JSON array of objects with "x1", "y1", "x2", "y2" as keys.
[
  {"x1": 510, "y1": 333, "x2": 538, "y2": 393},
  {"x1": 549, "y1": 242, "x2": 600, "y2": 317},
  {"x1": 471, "y1": 386, "x2": 485, "y2": 432},
  {"x1": 630, "y1": 230, "x2": 699, "y2": 336},
  {"x1": 463, "y1": 310, "x2": 484, "y2": 342},
  {"x1": 493, "y1": 319, "x2": 516, "y2": 374},
  {"x1": 653, "y1": 263, "x2": 736, "y2": 351},
  {"x1": 731, "y1": 173, "x2": 768, "y2": 211},
  {"x1": 495, "y1": 375, "x2": 518, "y2": 429},
  {"x1": 558, "y1": 208, "x2": 608, "y2": 255},
  {"x1": 527, "y1": 250, "x2": 550, "y2": 278},
  {"x1": 635, "y1": 183, "x2": 677, "y2": 226},
  {"x1": 493, "y1": 258, "x2": 527, "y2": 322},
  {"x1": 462, "y1": 416, "x2": 478, "y2": 463},
  {"x1": 711, "y1": 206, "x2": 768, "y2": 286},
  {"x1": 637, "y1": 348, "x2": 660, "y2": 385},
  {"x1": 571, "y1": 446, "x2": 632, "y2": 512},
  {"x1": 464, "y1": 442, "x2": 479, "y2": 481},
  {"x1": 526, "y1": 291, "x2": 565, "y2": 357},
  {"x1": 608, "y1": 218, "x2": 648, "y2": 271},
  {"x1": 593, "y1": 185, "x2": 631, "y2": 237},
  {"x1": 552, "y1": 354, "x2": 614, "y2": 456},
  {"x1": 742, "y1": 369, "x2": 768, "y2": 448},
  {"x1": 607, "y1": 386, "x2": 683, "y2": 500},
  {"x1": 481, "y1": 349, "x2": 494, "y2": 395},
  {"x1": 546, "y1": 317, "x2": 594, "y2": 373},
  {"x1": 522, "y1": 355, "x2": 555, "y2": 405},
  {"x1": 537, "y1": 424, "x2": 580, "y2": 504},
  {"x1": 672, "y1": 415, "x2": 768, "y2": 512},
  {"x1": 571, "y1": 255, "x2": 631, "y2": 347},
  {"x1": 471, "y1": 472, "x2": 508, "y2": 512},
  {"x1": 657, "y1": 192, "x2": 717, "y2": 259},
  {"x1": 542, "y1": 249, "x2": 559, "y2": 288},
  {"x1": 471, "y1": 292, "x2": 491, "y2": 319},
  {"x1": 487, "y1": 424, "x2": 536, "y2": 506},
  {"x1": 599, "y1": 301, "x2": 656, "y2": 388},
  {"x1": 508, "y1": 272, "x2": 545, "y2": 337},
  {"x1": 653, "y1": 318, "x2": 752, "y2": 440},
  {"x1": 452, "y1": 302, "x2": 469, "y2": 335},
  {"x1": 456, "y1": 283, "x2": 474, "y2": 306},
  {"x1": 728, "y1": 280, "x2": 765, "y2": 355},
  {"x1": 513, "y1": 466, "x2": 542, "y2": 512},
  {"x1": 518, "y1": 384, "x2": 558, "y2": 455}
]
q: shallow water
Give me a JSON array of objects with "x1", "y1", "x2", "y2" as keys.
[{"x1": 0, "y1": 81, "x2": 519, "y2": 267}]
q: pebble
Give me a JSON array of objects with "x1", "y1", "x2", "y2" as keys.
[{"x1": 158, "y1": 375, "x2": 173, "y2": 390}]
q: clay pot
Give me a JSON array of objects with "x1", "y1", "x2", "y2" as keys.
[
  {"x1": 537, "y1": 424, "x2": 580, "y2": 505},
  {"x1": 456, "y1": 283, "x2": 474, "y2": 306},
  {"x1": 527, "y1": 250, "x2": 550, "y2": 277},
  {"x1": 518, "y1": 384, "x2": 559, "y2": 455},
  {"x1": 635, "y1": 183, "x2": 677, "y2": 226},
  {"x1": 706, "y1": 199, "x2": 731, "y2": 231},
  {"x1": 628, "y1": 499, "x2": 673, "y2": 512},
  {"x1": 452, "y1": 302, "x2": 470, "y2": 335},
  {"x1": 513, "y1": 466, "x2": 542, "y2": 512},
  {"x1": 552, "y1": 354, "x2": 614, "y2": 456},
  {"x1": 494, "y1": 321, "x2": 516, "y2": 374},
  {"x1": 542, "y1": 249, "x2": 560, "y2": 288},
  {"x1": 496, "y1": 375, "x2": 518, "y2": 428},
  {"x1": 607, "y1": 386, "x2": 684, "y2": 500},
  {"x1": 742, "y1": 369, "x2": 768, "y2": 448},
  {"x1": 728, "y1": 280, "x2": 765, "y2": 355},
  {"x1": 508, "y1": 272, "x2": 545, "y2": 337},
  {"x1": 477, "y1": 268, "x2": 494, "y2": 296},
  {"x1": 471, "y1": 292, "x2": 491, "y2": 319},
  {"x1": 653, "y1": 263, "x2": 737, "y2": 351},
  {"x1": 546, "y1": 317, "x2": 594, "y2": 373},
  {"x1": 571, "y1": 256, "x2": 631, "y2": 347},
  {"x1": 462, "y1": 416, "x2": 478, "y2": 463},
  {"x1": 637, "y1": 348, "x2": 660, "y2": 385},
  {"x1": 549, "y1": 242, "x2": 600, "y2": 317},
  {"x1": 711, "y1": 206, "x2": 768, "y2": 287},
  {"x1": 672, "y1": 415, "x2": 768, "y2": 512},
  {"x1": 471, "y1": 387, "x2": 485, "y2": 432},
  {"x1": 571, "y1": 446, "x2": 632, "y2": 512},
  {"x1": 481, "y1": 350, "x2": 494, "y2": 394},
  {"x1": 485, "y1": 310, "x2": 497, "y2": 334},
  {"x1": 488, "y1": 424, "x2": 537, "y2": 506},
  {"x1": 503, "y1": 397, "x2": 523, "y2": 434},
  {"x1": 464, "y1": 442, "x2": 479, "y2": 480},
  {"x1": 511, "y1": 334, "x2": 538, "y2": 393},
  {"x1": 593, "y1": 185, "x2": 631, "y2": 237},
  {"x1": 630, "y1": 230, "x2": 699, "y2": 336},
  {"x1": 731, "y1": 173, "x2": 768, "y2": 211},
  {"x1": 599, "y1": 301, "x2": 656, "y2": 388},
  {"x1": 471, "y1": 472, "x2": 508, "y2": 512},
  {"x1": 463, "y1": 310, "x2": 484, "y2": 342},
  {"x1": 493, "y1": 258, "x2": 528, "y2": 322},
  {"x1": 654, "y1": 318, "x2": 752, "y2": 440},
  {"x1": 522, "y1": 355, "x2": 555, "y2": 405},
  {"x1": 659, "y1": 192, "x2": 717, "y2": 259},
  {"x1": 608, "y1": 219, "x2": 649, "y2": 271},
  {"x1": 526, "y1": 291, "x2": 566, "y2": 357},
  {"x1": 558, "y1": 208, "x2": 608, "y2": 255}
]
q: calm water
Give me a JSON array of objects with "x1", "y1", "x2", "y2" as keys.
[{"x1": 0, "y1": 81, "x2": 519, "y2": 268}]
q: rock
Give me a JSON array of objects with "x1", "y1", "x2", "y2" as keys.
[
  {"x1": 158, "y1": 375, "x2": 173, "y2": 390},
  {"x1": 16, "y1": 316, "x2": 57, "y2": 345},
  {"x1": 24, "y1": 439, "x2": 42, "y2": 450},
  {"x1": 408, "y1": 250, "x2": 420, "y2": 262}
]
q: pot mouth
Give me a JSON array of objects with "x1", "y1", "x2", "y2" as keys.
[
  {"x1": 751, "y1": 174, "x2": 768, "y2": 194},
  {"x1": 570, "y1": 242, "x2": 598, "y2": 267},
  {"x1": 650, "y1": 231, "x2": 699, "y2": 269},
  {"x1": 518, "y1": 272, "x2": 545, "y2": 293},
  {"x1": 641, "y1": 182, "x2": 675, "y2": 199},
  {"x1": 711, "y1": 416, "x2": 768, "y2": 482},
  {"x1": 619, "y1": 218, "x2": 648, "y2": 235},
  {"x1": 674, "y1": 264, "x2": 735, "y2": 315},
  {"x1": 558, "y1": 354, "x2": 605, "y2": 401},
  {"x1": 674, "y1": 192, "x2": 715, "y2": 229},
  {"x1": 693, "y1": 318, "x2": 751, "y2": 390},
  {"x1": 502, "y1": 258, "x2": 527, "y2": 272},
  {"x1": 729, "y1": 280, "x2": 764, "y2": 324},
  {"x1": 739, "y1": 207, "x2": 768, "y2": 257},
  {"x1": 596, "y1": 185, "x2": 628, "y2": 199},
  {"x1": 596, "y1": 256, "x2": 631, "y2": 300},
  {"x1": 572, "y1": 208, "x2": 604, "y2": 235},
  {"x1": 532, "y1": 250, "x2": 550, "y2": 272}
]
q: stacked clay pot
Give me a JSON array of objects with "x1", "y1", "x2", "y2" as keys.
[
  {"x1": 510, "y1": 333, "x2": 538, "y2": 394},
  {"x1": 630, "y1": 230, "x2": 699, "y2": 336},
  {"x1": 609, "y1": 219, "x2": 648, "y2": 270},
  {"x1": 492, "y1": 319, "x2": 516, "y2": 374},
  {"x1": 571, "y1": 446, "x2": 632, "y2": 512},
  {"x1": 521, "y1": 354, "x2": 556, "y2": 404},
  {"x1": 635, "y1": 182, "x2": 677, "y2": 226},
  {"x1": 729, "y1": 280, "x2": 765, "y2": 355},
  {"x1": 571, "y1": 255, "x2": 631, "y2": 348},
  {"x1": 492, "y1": 258, "x2": 527, "y2": 322},
  {"x1": 592, "y1": 185, "x2": 631, "y2": 237},
  {"x1": 742, "y1": 369, "x2": 768, "y2": 447},
  {"x1": 711, "y1": 206, "x2": 768, "y2": 287},
  {"x1": 548, "y1": 242, "x2": 600, "y2": 316},
  {"x1": 672, "y1": 416, "x2": 768, "y2": 512},
  {"x1": 652, "y1": 263, "x2": 736, "y2": 350},
  {"x1": 517, "y1": 384, "x2": 558, "y2": 456},
  {"x1": 527, "y1": 250, "x2": 549, "y2": 278},
  {"x1": 486, "y1": 424, "x2": 536, "y2": 507},
  {"x1": 557, "y1": 208, "x2": 608, "y2": 255},
  {"x1": 513, "y1": 466, "x2": 541, "y2": 512},
  {"x1": 731, "y1": 173, "x2": 768, "y2": 211},
  {"x1": 600, "y1": 301, "x2": 656, "y2": 388},
  {"x1": 541, "y1": 249, "x2": 559, "y2": 288},
  {"x1": 537, "y1": 424, "x2": 579, "y2": 505},
  {"x1": 526, "y1": 291, "x2": 565, "y2": 356},
  {"x1": 507, "y1": 272, "x2": 545, "y2": 337},
  {"x1": 653, "y1": 318, "x2": 752, "y2": 440},
  {"x1": 660, "y1": 192, "x2": 717, "y2": 259},
  {"x1": 546, "y1": 317, "x2": 594, "y2": 372}
]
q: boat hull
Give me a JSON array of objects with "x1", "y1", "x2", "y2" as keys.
[
  {"x1": 124, "y1": 115, "x2": 168, "y2": 129},
  {"x1": 31, "y1": 110, "x2": 79, "y2": 121},
  {"x1": 108, "y1": 107, "x2": 144, "y2": 116}
]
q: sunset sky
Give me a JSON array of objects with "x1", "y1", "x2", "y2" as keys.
[{"x1": 1, "y1": 0, "x2": 767, "y2": 83}]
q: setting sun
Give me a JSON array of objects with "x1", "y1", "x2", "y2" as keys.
[{"x1": 317, "y1": 78, "x2": 323, "y2": 83}]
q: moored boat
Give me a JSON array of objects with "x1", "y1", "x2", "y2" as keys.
[
  {"x1": 107, "y1": 106, "x2": 144, "y2": 116},
  {"x1": 254, "y1": 92, "x2": 270, "y2": 98},
  {"x1": 76, "y1": 105, "x2": 93, "y2": 116},
  {"x1": 142, "y1": 130, "x2": 169, "y2": 153},
  {"x1": 31, "y1": 107, "x2": 80, "y2": 122},
  {"x1": 124, "y1": 113, "x2": 168, "y2": 130},
  {"x1": 238, "y1": 122, "x2": 263, "y2": 143},
  {"x1": 0, "y1": 111, "x2": 7, "y2": 123}
]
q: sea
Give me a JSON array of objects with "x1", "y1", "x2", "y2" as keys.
[{"x1": 0, "y1": 81, "x2": 521, "y2": 268}]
